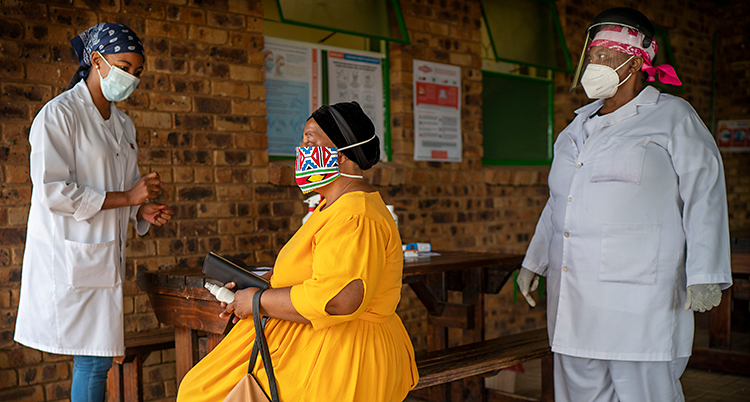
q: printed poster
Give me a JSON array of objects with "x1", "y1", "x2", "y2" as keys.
[
  {"x1": 263, "y1": 37, "x2": 322, "y2": 156},
  {"x1": 413, "y1": 59, "x2": 462, "y2": 162},
  {"x1": 327, "y1": 50, "x2": 385, "y2": 159},
  {"x1": 717, "y1": 120, "x2": 750, "y2": 151}
]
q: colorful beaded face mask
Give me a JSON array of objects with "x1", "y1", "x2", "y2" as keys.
[
  {"x1": 294, "y1": 133, "x2": 376, "y2": 194},
  {"x1": 294, "y1": 146, "x2": 341, "y2": 194}
]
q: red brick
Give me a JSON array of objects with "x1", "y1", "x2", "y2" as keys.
[
  {"x1": 146, "y1": 20, "x2": 188, "y2": 39},
  {"x1": 188, "y1": 25, "x2": 228, "y2": 44},
  {"x1": 123, "y1": 0, "x2": 166, "y2": 19},
  {"x1": 194, "y1": 96, "x2": 231, "y2": 114},
  {"x1": 211, "y1": 80, "x2": 249, "y2": 98},
  {"x1": 207, "y1": 11, "x2": 245, "y2": 28},
  {"x1": 0, "y1": 385, "x2": 44, "y2": 401},
  {"x1": 150, "y1": 93, "x2": 191, "y2": 112},
  {"x1": 171, "y1": 76, "x2": 210, "y2": 94},
  {"x1": 167, "y1": 6, "x2": 206, "y2": 25}
]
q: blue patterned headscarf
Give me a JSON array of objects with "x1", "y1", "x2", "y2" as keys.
[{"x1": 70, "y1": 23, "x2": 144, "y2": 69}]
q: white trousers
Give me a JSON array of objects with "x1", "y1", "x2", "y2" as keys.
[{"x1": 554, "y1": 353, "x2": 689, "y2": 402}]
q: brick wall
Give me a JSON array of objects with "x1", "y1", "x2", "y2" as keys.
[
  {"x1": 716, "y1": 0, "x2": 750, "y2": 232},
  {"x1": 0, "y1": 0, "x2": 746, "y2": 401}
]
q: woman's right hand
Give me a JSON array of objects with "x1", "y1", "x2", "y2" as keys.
[{"x1": 127, "y1": 172, "x2": 162, "y2": 205}]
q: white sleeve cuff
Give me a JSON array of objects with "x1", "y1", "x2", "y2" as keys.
[
  {"x1": 72, "y1": 187, "x2": 106, "y2": 222},
  {"x1": 132, "y1": 206, "x2": 150, "y2": 236}
]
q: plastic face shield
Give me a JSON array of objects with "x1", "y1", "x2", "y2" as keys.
[{"x1": 570, "y1": 23, "x2": 635, "y2": 93}]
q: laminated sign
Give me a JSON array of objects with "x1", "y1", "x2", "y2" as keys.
[{"x1": 413, "y1": 60, "x2": 462, "y2": 162}]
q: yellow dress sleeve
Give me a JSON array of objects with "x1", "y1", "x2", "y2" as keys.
[{"x1": 289, "y1": 214, "x2": 388, "y2": 330}]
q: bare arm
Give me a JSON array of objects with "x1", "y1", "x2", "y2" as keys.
[
  {"x1": 101, "y1": 172, "x2": 162, "y2": 210},
  {"x1": 220, "y1": 279, "x2": 364, "y2": 324}
]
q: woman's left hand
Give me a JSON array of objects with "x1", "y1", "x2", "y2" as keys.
[
  {"x1": 220, "y1": 282, "x2": 260, "y2": 324},
  {"x1": 139, "y1": 203, "x2": 174, "y2": 226}
]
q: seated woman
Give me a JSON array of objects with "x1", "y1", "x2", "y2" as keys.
[{"x1": 176, "y1": 101, "x2": 419, "y2": 401}]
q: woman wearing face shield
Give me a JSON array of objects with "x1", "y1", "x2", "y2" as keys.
[
  {"x1": 14, "y1": 23, "x2": 174, "y2": 402},
  {"x1": 516, "y1": 7, "x2": 731, "y2": 402},
  {"x1": 176, "y1": 102, "x2": 419, "y2": 402}
]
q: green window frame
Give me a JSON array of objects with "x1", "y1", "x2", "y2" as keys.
[
  {"x1": 481, "y1": 71, "x2": 553, "y2": 166},
  {"x1": 481, "y1": 0, "x2": 572, "y2": 73},
  {"x1": 271, "y1": 0, "x2": 409, "y2": 44}
]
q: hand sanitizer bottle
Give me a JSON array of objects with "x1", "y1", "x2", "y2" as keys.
[
  {"x1": 302, "y1": 194, "x2": 322, "y2": 225},
  {"x1": 386, "y1": 205, "x2": 398, "y2": 228},
  {"x1": 204, "y1": 282, "x2": 235, "y2": 304}
]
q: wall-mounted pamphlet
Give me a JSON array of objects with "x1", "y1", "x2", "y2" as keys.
[
  {"x1": 327, "y1": 50, "x2": 385, "y2": 159},
  {"x1": 412, "y1": 59, "x2": 462, "y2": 162},
  {"x1": 717, "y1": 120, "x2": 750, "y2": 151},
  {"x1": 264, "y1": 37, "x2": 323, "y2": 156}
]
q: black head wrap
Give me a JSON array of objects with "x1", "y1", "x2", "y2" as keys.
[{"x1": 310, "y1": 101, "x2": 380, "y2": 170}]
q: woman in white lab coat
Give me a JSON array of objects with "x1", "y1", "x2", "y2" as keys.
[
  {"x1": 14, "y1": 23, "x2": 173, "y2": 402},
  {"x1": 517, "y1": 8, "x2": 732, "y2": 402}
]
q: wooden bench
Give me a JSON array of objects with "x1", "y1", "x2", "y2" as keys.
[
  {"x1": 107, "y1": 328, "x2": 175, "y2": 402},
  {"x1": 413, "y1": 328, "x2": 553, "y2": 402}
]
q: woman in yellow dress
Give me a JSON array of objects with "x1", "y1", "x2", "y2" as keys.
[{"x1": 176, "y1": 101, "x2": 419, "y2": 401}]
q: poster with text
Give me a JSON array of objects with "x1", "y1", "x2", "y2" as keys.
[
  {"x1": 327, "y1": 51, "x2": 385, "y2": 159},
  {"x1": 413, "y1": 59, "x2": 462, "y2": 162},
  {"x1": 264, "y1": 37, "x2": 322, "y2": 156},
  {"x1": 717, "y1": 120, "x2": 750, "y2": 151}
]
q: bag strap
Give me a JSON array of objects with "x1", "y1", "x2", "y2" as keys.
[{"x1": 245, "y1": 289, "x2": 280, "y2": 402}]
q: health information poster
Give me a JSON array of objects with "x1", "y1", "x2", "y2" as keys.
[
  {"x1": 716, "y1": 120, "x2": 750, "y2": 151},
  {"x1": 263, "y1": 37, "x2": 322, "y2": 156},
  {"x1": 412, "y1": 59, "x2": 462, "y2": 162},
  {"x1": 327, "y1": 50, "x2": 385, "y2": 159}
]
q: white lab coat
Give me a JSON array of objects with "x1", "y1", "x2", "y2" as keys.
[
  {"x1": 522, "y1": 86, "x2": 732, "y2": 361},
  {"x1": 14, "y1": 81, "x2": 148, "y2": 357}
]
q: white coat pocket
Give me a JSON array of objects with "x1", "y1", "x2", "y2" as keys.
[
  {"x1": 591, "y1": 137, "x2": 650, "y2": 184},
  {"x1": 599, "y1": 224, "x2": 660, "y2": 284},
  {"x1": 64, "y1": 239, "x2": 119, "y2": 288}
]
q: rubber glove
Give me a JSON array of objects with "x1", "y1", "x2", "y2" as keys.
[
  {"x1": 684, "y1": 283, "x2": 722, "y2": 312},
  {"x1": 517, "y1": 267, "x2": 540, "y2": 308}
]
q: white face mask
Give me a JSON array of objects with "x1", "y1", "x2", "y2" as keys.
[
  {"x1": 95, "y1": 51, "x2": 140, "y2": 102},
  {"x1": 580, "y1": 55, "x2": 634, "y2": 99}
]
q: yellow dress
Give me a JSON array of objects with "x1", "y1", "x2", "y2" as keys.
[{"x1": 176, "y1": 191, "x2": 419, "y2": 402}]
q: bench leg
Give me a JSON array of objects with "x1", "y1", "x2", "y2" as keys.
[
  {"x1": 540, "y1": 354, "x2": 554, "y2": 402},
  {"x1": 106, "y1": 360, "x2": 124, "y2": 402},
  {"x1": 176, "y1": 327, "x2": 200, "y2": 386},
  {"x1": 207, "y1": 333, "x2": 224, "y2": 353},
  {"x1": 122, "y1": 354, "x2": 145, "y2": 402}
]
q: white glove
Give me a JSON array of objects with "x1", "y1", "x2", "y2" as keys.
[
  {"x1": 684, "y1": 283, "x2": 722, "y2": 312},
  {"x1": 517, "y1": 268, "x2": 540, "y2": 308}
]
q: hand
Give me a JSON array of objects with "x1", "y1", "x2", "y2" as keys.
[
  {"x1": 139, "y1": 203, "x2": 173, "y2": 226},
  {"x1": 517, "y1": 267, "x2": 539, "y2": 307},
  {"x1": 219, "y1": 282, "x2": 260, "y2": 324},
  {"x1": 127, "y1": 172, "x2": 163, "y2": 205},
  {"x1": 684, "y1": 283, "x2": 722, "y2": 312}
]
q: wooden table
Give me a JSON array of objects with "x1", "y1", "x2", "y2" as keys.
[
  {"x1": 688, "y1": 238, "x2": 750, "y2": 375},
  {"x1": 138, "y1": 251, "x2": 525, "y2": 399}
]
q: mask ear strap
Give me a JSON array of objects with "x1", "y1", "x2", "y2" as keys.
[{"x1": 328, "y1": 107, "x2": 368, "y2": 167}]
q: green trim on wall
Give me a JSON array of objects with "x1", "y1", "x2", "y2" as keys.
[
  {"x1": 275, "y1": 0, "x2": 410, "y2": 44},
  {"x1": 383, "y1": 44, "x2": 392, "y2": 161}
]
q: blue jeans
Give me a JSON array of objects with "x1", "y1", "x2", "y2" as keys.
[{"x1": 71, "y1": 355, "x2": 112, "y2": 402}]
